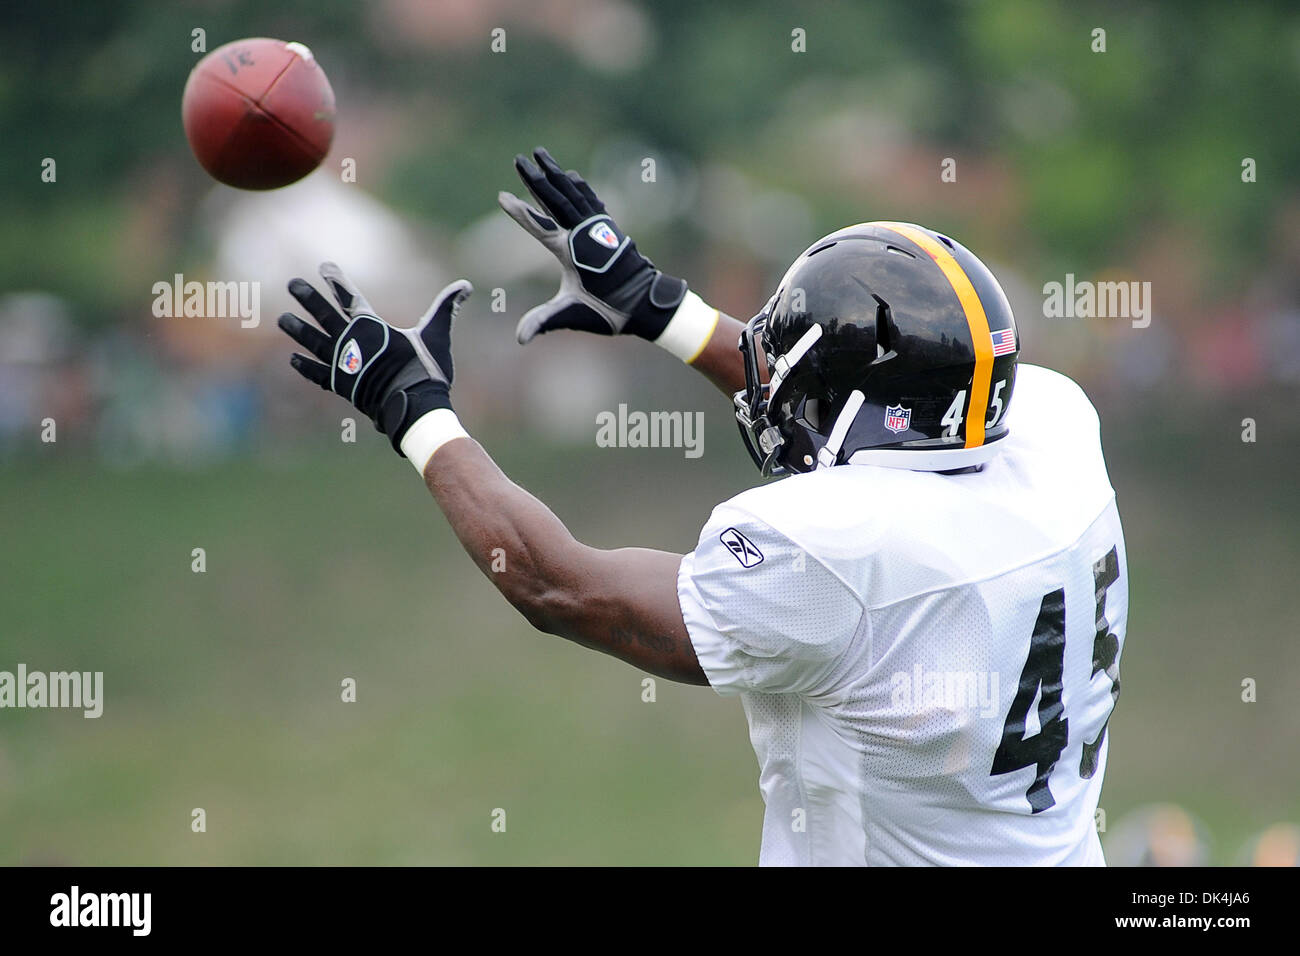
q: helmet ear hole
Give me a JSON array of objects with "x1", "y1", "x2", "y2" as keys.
[
  {"x1": 803, "y1": 398, "x2": 821, "y2": 430},
  {"x1": 873, "y1": 295, "x2": 895, "y2": 357}
]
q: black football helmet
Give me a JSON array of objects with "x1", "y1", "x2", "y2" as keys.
[{"x1": 734, "y1": 221, "x2": 1019, "y2": 476}]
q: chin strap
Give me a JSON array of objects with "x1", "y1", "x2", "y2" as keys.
[
  {"x1": 816, "y1": 389, "x2": 866, "y2": 470},
  {"x1": 767, "y1": 324, "x2": 823, "y2": 402}
]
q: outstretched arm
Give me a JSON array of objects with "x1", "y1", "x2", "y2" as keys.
[
  {"x1": 276, "y1": 261, "x2": 706, "y2": 686},
  {"x1": 500, "y1": 147, "x2": 764, "y2": 400},
  {"x1": 422, "y1": 436, "x2": 705, "y2": 684},
  {"x1": 685, "y1": 311, "x2": 752, "y2": 397}
]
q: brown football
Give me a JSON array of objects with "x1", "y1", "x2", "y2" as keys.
[{"x1": 182, "y1": 37, "x2": 335, "y2": 190}]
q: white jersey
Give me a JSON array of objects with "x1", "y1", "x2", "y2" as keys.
[{"x1": 677, "y1": 365, "x2": 1127, "y2": 866}]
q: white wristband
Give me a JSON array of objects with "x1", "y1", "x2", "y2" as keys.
[
  {"x1": 653, "y1": 290, "x2": 720, "y2": 364},
  {"x1": 399, "y1": 408, "x2": 469, "y2": 476}
]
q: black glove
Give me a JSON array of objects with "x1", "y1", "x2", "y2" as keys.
[
  {"x1": 277, "y1": 261, "x2": 471, "y2": 456},
  {"x1": 498, "y1": 146, "x2": 687, "y2": 344}
]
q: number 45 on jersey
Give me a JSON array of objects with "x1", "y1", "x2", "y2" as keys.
[{"x1": 990, "y1": 546, "x2": 1122, "y2": 813}]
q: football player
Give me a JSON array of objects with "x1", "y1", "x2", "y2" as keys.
[{"x1": 277, "y1": 147, "x2": 1128, "y2": 866}]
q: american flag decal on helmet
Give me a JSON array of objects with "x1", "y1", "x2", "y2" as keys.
[{"x1": 990, "y1": 328, "x2": 1016, "y2": 356}]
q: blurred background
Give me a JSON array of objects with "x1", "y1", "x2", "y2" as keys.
[{"x1": 1, "y1": 0, "x2": 1297, "y2": 865}]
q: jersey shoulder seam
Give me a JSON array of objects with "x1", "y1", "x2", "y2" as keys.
[
  {"x1": 716, "y1": 500, "x2": 868, "y2": 610},
  {"x1": 861, "y1": 493, "x2": 1120, "y2": 613}
]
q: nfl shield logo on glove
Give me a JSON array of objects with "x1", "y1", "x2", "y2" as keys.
[
  {"x1": 338, "y1": 338, "x2": 363, "y2": 374},
  {"x1": 884, "y1": 404, "x2": 911, "y2": 433},
  {"x1": 589, "y1": 221, "x2": 620, "y2": 249}
]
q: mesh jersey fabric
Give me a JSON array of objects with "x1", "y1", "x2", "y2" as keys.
[{"x1": 677, "y1": 364, "x2": 1128, "y2": 865}]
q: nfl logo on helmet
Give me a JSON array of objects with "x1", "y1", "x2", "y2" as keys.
[{"x1": 884, "y1": 404, "x2": 911, "y2": 433}]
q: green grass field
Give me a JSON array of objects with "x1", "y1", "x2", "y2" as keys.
[{"x1": 1, "y1": 402, "x2": 1296, "y2": 865}]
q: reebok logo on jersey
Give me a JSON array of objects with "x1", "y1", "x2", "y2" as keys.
[
  {"x1": 338, "y1": 338, "x2": 363, "y2": 374},
  {"x1": 720, "y1": 527, "x2": 764, "y2": 568}
]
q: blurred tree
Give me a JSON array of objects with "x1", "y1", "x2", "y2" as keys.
[{"x1": 0, "y1": 0, "x2": 1295, "y2": 321}]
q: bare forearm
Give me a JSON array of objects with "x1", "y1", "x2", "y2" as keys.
[
  {"x1": 424, "y1": 437, "x2": 578, "y2": 604},
  {"x1": 686, "y1": 311, "x2": 754, "y2": 396},
  {"x1": 421, "y1": 438, "x2": 706, "y2": 684}
]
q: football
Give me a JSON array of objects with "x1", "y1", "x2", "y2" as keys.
[{"x1": 182, "y1": 37, "x2": 335, "y2": 190}]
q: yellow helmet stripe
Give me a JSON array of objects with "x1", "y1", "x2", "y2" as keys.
[{"x1": 870, "y1": 222, "x2": 993, "y2": 448}]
